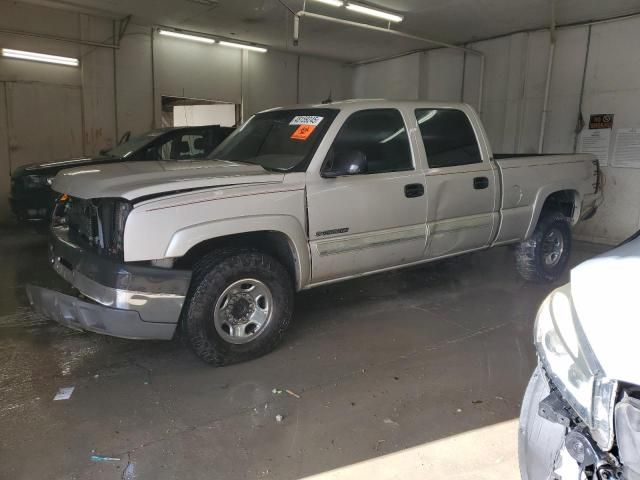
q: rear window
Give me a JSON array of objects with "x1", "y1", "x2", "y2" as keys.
[
  {"x1": 210, "y1": 109, "x2": 338, "y2": 171},
  {"x1": 415, "y1": 109, "x2": 482, "y2": 168}
]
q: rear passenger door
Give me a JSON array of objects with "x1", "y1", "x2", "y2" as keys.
[
  {"x1": 306, "y1": 108, "x2": 427, "y2": 283},
  {"x1": 414, "y1": 108, "x2": 499, "y2": 258}
]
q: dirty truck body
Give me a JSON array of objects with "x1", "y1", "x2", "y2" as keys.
[{"x1": 28, "y1": 100, "x2": 600, "y2": 365}]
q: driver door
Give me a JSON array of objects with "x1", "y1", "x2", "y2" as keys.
[{"x1": 306, "y1": 108, "x2": 427, "y2": 283}]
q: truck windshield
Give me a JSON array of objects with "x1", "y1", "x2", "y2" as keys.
[
  {"x1": 209, "y1": 109, "x2": 337, "y2": 171},
  {"x1": 106, "y1": 130, "x2": 167, "y2": 158}
]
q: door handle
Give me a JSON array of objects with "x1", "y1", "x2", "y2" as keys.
[
  {"x1": 404, "y1": 183, "x2": 424, "y2": 198},
  {"x1": 473, "y1": 177, "x2": 489, "y2": 190}
]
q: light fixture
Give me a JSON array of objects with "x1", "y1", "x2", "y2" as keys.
[
  {"x1": 158, "y1": 29, "x2": 216, "y2": 44},
  {"x1": 2, "y1": 48, "x2": 79, "y2": 66},
  {"x1": 218, "y1": 41, "x2": 267, "y2": 53},
  {"x1": 346, "y1": 2, "x2": 403, "y2": 22},
  {"x1": 312, "y1": 0, "x2": 344, "y2": 6}
]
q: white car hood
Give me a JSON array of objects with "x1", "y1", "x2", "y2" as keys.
[
  {"x1": 570, "y1": 236, "x2": 640, "y2": 385},
  {"x1": 52, "y1": 160, "x2": 284, "y2": 200}
]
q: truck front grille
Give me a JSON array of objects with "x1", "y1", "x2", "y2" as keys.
[
  {"x1": 66, "y1": 198, "x2": 100, "y2": 247},
  {"x1": 53, "y1": 195, "x2": 132, "y2": 259}
]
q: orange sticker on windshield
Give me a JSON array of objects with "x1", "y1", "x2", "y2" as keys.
[{"x1": 291, "y1": 124, "x2": 316, "y2": 141}]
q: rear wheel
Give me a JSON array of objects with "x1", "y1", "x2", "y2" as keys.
[
  {"x1": 516, "y1": 212, "x2": 572, "y2": 283},
  {"x1": 183, "y1": 250, "x2": 294, "y2": 366}
]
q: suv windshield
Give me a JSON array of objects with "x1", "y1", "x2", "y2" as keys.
[
  {"x1": 107, "y1": 130, "x2": 167, "y2": 158},
  {"x1": 209, "y1": 109, "x2": 337, "y2": 171}
]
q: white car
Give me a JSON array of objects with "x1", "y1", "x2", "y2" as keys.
[{"x1": 519, "y1": 232, "x2": 640, "y2": 479}]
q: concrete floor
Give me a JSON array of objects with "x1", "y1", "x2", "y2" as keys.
[{"x1": 0, "y1": 225, "x2": 606, "y2": 480}]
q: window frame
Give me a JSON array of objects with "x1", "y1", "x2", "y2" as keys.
[
  {"x1": 320, "y1": 108, "x2": 416, "y2": 178},
  {"x1": 414, "y1": 107, "x2": 484, "y2": 170}
]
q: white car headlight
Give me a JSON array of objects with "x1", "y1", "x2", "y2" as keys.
[{"x1": 535, "y1": 284, "x2": 618, "y2": 450}]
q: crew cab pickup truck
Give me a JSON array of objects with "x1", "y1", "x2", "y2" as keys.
[{"x1": 27, "y1": 101, "x2": 601, "y2": 365}]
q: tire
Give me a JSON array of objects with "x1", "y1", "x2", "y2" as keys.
[
  {"x1": 182, "y1": 249, "x2": 294, "y2": 366},
  {"x1": 516, "y1": 212, "x2": 572, "y2": 283},
  {"x1": 519, "y1": 367, "x2": 566, "y2": 480}
]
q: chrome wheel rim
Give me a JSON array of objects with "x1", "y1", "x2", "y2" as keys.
[
  {"x1": 213, "y1": 279, "x2": 273, "y2": 344},
  {"x1": 542, "y1": 228, "x2": 564, "y2": 267}
]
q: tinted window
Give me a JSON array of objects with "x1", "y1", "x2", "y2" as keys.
[
  {"x1": 325, "y1": 109, "x2": 413, "y2": 175},
  {"x1": 210, "y1": 109, "x2": 337, "y2": 172},
  {"x1": 415, "y1": 109, "x2": 482, "y2": 168},
  {"x1": 107, "y1": 130, "x2": 166, "y2": 158}
]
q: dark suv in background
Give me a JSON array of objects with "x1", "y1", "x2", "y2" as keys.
[{"x1": 9, "y1": 125, "x2": 234, "y2": 222}]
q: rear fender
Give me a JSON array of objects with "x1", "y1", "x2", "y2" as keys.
[{"x1": 525, "y1": 186, "x2": 582, "y2": 240}]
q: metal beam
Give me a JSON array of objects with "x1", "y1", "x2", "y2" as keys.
[{"x1": 0, "y1": 27, "x2": 119, "y2": 49}]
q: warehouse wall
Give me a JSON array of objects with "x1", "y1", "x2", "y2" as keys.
[
  {"x1": 0, "y1": 0, "x2": 353, "y2": 223},
  {"x1": 352, "y1": 15, "x2": 640, "y2": 244}
]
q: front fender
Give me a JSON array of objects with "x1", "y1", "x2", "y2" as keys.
[{"x1": 164, "y1": 215, "x2": 310, "y2": 289}]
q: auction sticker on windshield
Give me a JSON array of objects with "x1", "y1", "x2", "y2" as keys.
[
  {"x1": 291, "y1": 124, "x2": 316, "y2": 141},
  {"x1": 290, "y1": 116, "x2": 324, "y2": 126}
]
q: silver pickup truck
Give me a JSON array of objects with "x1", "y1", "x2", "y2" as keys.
[{"x1": 28, "y1": 100, "x2": 601, "y2": 365}]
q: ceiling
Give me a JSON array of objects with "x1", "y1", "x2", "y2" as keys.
[{"x1": 17, "y1": 0, "x2": 640, "y2": 61}]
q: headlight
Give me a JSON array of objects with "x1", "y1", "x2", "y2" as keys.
[
  {"x1": 24, "y1": 174, "x2": 54, "y2": 188},
  {"x1": 96, "y1": 198, "x2": 132, "y2": 258},
  {"x1": 535, "y1": 284, "x2": 618, "y2": 450}
]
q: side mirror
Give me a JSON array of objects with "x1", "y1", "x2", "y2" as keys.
[{"x1": 323, "y1": 150, "x2": 368, "y2": 178}]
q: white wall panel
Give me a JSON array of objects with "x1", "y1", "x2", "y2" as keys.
[
  {"x1": 116, "y1": 24, "x2": 154, "y2": 137},
  {"x1": 242, "y1": 50, "x2": 298, "y2": 118},
  {"x1": 353, "y1": 53, "x2": 420, "y2": 100},
  {"x1": 154, "y1": 33, "x2": 242, "y2": 106},
  {"x1": 419, "y1": 49, "x2": 464, "y2": 102},
  {"x1": 298, "y1": 56, "x2": 354, "y2": 105},
  {"x1": 80, "y1": 14, "x2": 117, "y2": 154}
]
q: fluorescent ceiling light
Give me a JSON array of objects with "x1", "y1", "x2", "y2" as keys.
[
  {"x1": 219, "y1": 41, "x2": 267, "y2": 53},
  {"x1": 346, "y1": 3, "x2": 403, "y2": 22},
  {"x1": 2, "y1": 48, "x2": 79, "y2": 66},
  {"x1": 312, "y1": 0, "x2": 344, "y2": 6},
  {"x1": 159, "y1": 29, "x2": 215, "y2": 44}
]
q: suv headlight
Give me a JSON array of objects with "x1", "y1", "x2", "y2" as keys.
[
  {"x1": 535, "y1": 284, "x2": 618, "y2": 450},
  {"x1": 24, "y1": 174, "x2": 55, "y2": 188}
]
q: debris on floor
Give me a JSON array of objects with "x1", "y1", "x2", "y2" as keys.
[
  {"x1": 90, "y1": 454, "x2": 121, "y2": 462},
  {"x1": 122, "y1": 462, "x2": 136, "y2": 480},
  {"x1": 275, "y1": 414, "x2": 284, "y2": 422},
  {"x1": 53, "y1": 387, "x2": 75, "y2": 401},
  {"x1": 272, "y1": 388, "x2": 283, "y2": 395},
  {"x1": 285, "y1": 389, "x2": 300, "y2": 399}
]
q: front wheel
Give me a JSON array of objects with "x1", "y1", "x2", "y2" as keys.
[
  {"x1": 183, "y1": 250, "x2": 294, "y2": 366},
  {"x1": 516, "y1": 212, "x2": 572, "y2": 283}
]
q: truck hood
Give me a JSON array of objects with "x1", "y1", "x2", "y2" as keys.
[
  {"x1": 13, "y1": 156, "x2": 122, "y2": 177},
  {"x1": 52, "y1": 160, "x2": 284, "y2": 200},
  {"x1": 570, "y1": 236, "x2": 640, "y2": 385}
]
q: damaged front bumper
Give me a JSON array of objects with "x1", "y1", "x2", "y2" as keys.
[
  {"x1": 520, "y1": 366, "x2": 640, "y2": 480},
  {"x1": 27, "y1": 227, "x2": 192, "y2": 340}
]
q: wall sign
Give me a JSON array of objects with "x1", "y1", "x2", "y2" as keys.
[
  {"x1": 580, "y1": 129, "x2": 611, "y2": 166},
  {"x1": 612, "y1": 128, "x2": 640, "y2": 168},
  {"x1": 589, "y1": 114, "x2": 614, "y2": 130}
]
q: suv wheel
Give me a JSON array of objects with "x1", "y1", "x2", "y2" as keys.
[
  {"x1": 183, "y1": 250, "x2": 294, "y2": 365},
  {"x1": 516, "y1": 212, "x2": 572, "y2": 283}
]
